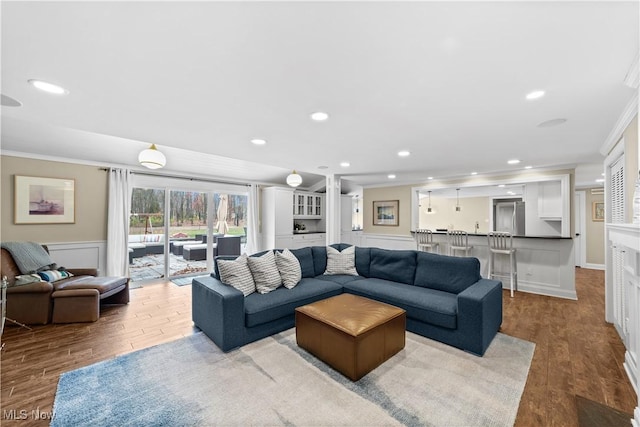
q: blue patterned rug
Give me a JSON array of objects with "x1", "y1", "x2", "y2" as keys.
[{"x1": 51, "y1": 329, "x2": 534, "y2": 426}]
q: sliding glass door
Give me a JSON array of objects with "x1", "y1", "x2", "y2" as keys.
[{"x1": 128, "y1": 174, "x2": 248, "y2": 284}]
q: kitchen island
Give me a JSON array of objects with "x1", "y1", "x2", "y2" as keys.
[{"x1": 362, "y1": 232, "x2": 576, "y2": 300}]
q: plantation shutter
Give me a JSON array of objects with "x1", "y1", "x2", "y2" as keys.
[{"x1": 609, "y1": 156, "x2": 625, "y2": 223}]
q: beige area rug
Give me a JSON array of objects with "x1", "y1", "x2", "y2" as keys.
[{"x1": 52, "y1": 329, "x2": 534, "y2": 426}]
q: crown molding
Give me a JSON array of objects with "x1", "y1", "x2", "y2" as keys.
[
  {"x1": 624, "y1": 53, "x2": 639, "y2": 89},
  {"x1": 600, "y1": 90, "x2": 639, "y2": 156}
]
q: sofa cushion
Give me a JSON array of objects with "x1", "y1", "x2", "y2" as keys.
[
  {"x1": 311, "y1": 246, "x2": 328, "y2": 276},
  {"x1": 275, "y1": 248, "x2": 302, "y2": 289},
  {"x1": 217, "y1": 254, "x2": 256, "y2": 297},
  {"x1": 414, "y1": 251, "x2": 481, "y2": 294},
  {"x1": 244, "y1": 278, "x2": 343, "y2": 327},
  {"x1": 354, "y1": 247, "x2": 371, "y2": 277},
  {"x1": 343, "y1": 278, "x2": 457, "y2": 330},
  {"x1": 368, "y1": 248, "x2": 417, "y2": 285},
  {"x1": 315, "y1": 274, "x2": 364, "y2": 285},
  {"x1": 325, "y1": 246, "x2": 358, "y2": 276},
  {"x1": 247, "y1": 251, "x2": 282, "y2": 294},
  {"x1": 289, "y1": 247, "x2": 316, "y2": 278}
]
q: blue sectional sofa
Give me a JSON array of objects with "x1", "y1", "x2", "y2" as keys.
[{"x1": 192, "y1": 244, "x2": 503, "y2": 356}]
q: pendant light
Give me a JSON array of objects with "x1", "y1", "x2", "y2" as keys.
[
  {"x1": 286, "y1": 170, "x2": 303, "y2": 187},
  {"x1": 138, "y1": 144, "x2": 166, "y2": 169},
  {"x1": 426, "y1": 190, "x2": 434, "y2": 214},
  {"x1": 455, "y1": 188, "x2": 461, "y2": 212}
]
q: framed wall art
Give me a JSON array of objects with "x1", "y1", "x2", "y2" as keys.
[
  {"x1": 373, "y1": 200, "x2": 399, "y2": 226},
  {"x1": 592, "y1": 201, "x2": 604, "y2": 222},
  {"x1": 14, "y1": 175, "x2": 75, "y2": 224}
]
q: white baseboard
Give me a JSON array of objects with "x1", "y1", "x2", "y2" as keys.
[{"x1": 582, "y1": 263, "x2": 605, "y2": 271}]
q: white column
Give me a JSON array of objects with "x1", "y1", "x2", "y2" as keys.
[{"x1": 325, "y1": 174, "x2": 341, "y2": 245}]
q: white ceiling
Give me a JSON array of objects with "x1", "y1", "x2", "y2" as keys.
[{"x1": 1, "y1": 1, "x2": 638, "y2": 190}]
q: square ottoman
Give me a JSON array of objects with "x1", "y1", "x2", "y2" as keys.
[{"x1": 295, "y1": 293, "x2": 406, "y2": 381}]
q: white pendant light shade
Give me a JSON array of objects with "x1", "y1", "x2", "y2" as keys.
[
  {"x1": 138, "y1": 144, "x2": 166, "y2": 169},
  {"x1": 286, "y1": 170, "x2": 303, "y2": 187}
]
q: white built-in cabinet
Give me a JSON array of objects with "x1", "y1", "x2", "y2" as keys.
[
  {"x1": 262, "y1": 187, "x2": 326, "y2": 250},
  {"x1": 537, "y1": 180, "x2": 562, "y2": 220},
  {"x1": 293, "y1": 191, "x2": 323, "y2": 219},
  {"x1": 261, "y1": 187, "x2": 294, "y2": 250},
  {"x1": 607, "y1": 224, "x2": 640, "y2": 426}
]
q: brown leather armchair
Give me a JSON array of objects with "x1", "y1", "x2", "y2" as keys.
[{"x1": 0, "y1": 246, "x2": 130, "y2": 324}]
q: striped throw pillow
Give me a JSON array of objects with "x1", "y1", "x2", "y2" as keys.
[
  {"x1": 248, "y1": 251, "x2": 282, "y2": 294},
  {"x1": 325, "y1": 246, "x2": 358, "y2": 276},
  {"x1": 276, "y1": 248, "x2": 302, "y2": 289},
  {"x1": 37, "y1": 269, "x2": 74, "y2": 283},
  {"x1": 217, "y1": 254, "x2": 256, "y2": 297}
]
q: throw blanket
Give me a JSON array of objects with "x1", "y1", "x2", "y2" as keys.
[{"x1": 0, "y1": 242, "x2": 57, "y2": 274}]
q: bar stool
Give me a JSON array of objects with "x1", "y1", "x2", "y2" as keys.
[
  {"x1": 487, "y1": 231, "x2": 518, "y2": 298},
  {"x1": 447, "y1": 230, "x2": 473, "y2": 257},
  {"x1": 415, "y1": 229, "x2": 439, "y2": 254}
]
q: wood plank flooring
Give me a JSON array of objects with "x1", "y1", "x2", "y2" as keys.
[{"x1": 0, "y1": 268, "x2": 636, "y2": 426}]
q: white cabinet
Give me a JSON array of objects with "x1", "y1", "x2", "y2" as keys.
[
  {"x1": 607, "y1": 224, "x2": 640, "y2": 425},
  {"x1": 261, "y1": 187, "x2": 294, "y2": 250},
  {"x1": 293, "y1": 191, "x2": 324, "y2": 219},
  {"x1": 538, "y1": 180, "x2": 562, "y2": 220},
  {"x1": 341, "y1": 195, "x2": 353, "y2": 232}
]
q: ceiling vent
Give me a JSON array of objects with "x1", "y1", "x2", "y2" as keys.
[{"x1": 591, "y1": 188, "x2": 604, "y2": 195}]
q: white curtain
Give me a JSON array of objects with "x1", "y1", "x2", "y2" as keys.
[
  {"x1": 244, "y1": 184, "x2": 260, "y2": 254},
  {"x1": 106, "y1": 168, "x2": 131, "y2": 276}
]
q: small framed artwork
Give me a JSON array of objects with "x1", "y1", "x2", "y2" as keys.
[
  {"x1": 14, "y1": 175, "x2": 75, "y2": 224},
  {"x1": 592, "y1": 201, "x2": 604, "y2": 222},
  {"x1": 373, "y1": 200, "x2": 399, "y2": 226}
]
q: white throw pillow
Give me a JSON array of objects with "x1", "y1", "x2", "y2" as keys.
[
  {"x1": 247, "y1": 251, "x2": 283, "y2": 294},
  {"x1": 324, "y1": 246, "x2": 358, "y2": 276},
  {"x1": 275, "y1": 248, "x2": 302, "y2": 289},
  {"x1": 217, "y1": 254, "x2": 256, "y2": 297}
]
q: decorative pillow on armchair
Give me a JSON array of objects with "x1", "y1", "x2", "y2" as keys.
[
  {"x1": 217, "y1": 254, "x2": 256, "y2": 297},
  {"x1": 37, "y1": 269, "x2": 74, "y2": 283},
  {"x1": 324, "y1": 245, "x2": 358, "y2": 275},
  {"x1": 12, "y1": 274, "x2": 45, "y2": 287}
]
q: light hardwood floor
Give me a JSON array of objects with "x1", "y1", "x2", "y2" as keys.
[{"x1": 0, "y1": 268, "x2": 636, "y2": 426}]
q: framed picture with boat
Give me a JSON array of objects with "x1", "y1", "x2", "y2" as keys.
[{"x1": 14, "y1": 175, "x2": 75, "y2": 224}]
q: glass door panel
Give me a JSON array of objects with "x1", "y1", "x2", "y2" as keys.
[
  {"x1": 129, "y1": 188, "x2": 166, "y2": 283},
  {"x1": 169, "y1": 190, "x2": 209, "y2": 279}
]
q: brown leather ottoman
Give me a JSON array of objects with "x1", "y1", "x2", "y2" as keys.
[
  {"x1": 295, "y1": 294, "x2": 406, "y2": 381},
  {"x1": 52, "y1": 276, "x2": 130, "y2": 323}
]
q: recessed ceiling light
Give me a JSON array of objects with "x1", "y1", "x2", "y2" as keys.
[
  {"x1": 28, "y1": 79, "x2": 69, "y2": 95},
  {"x1": 507, "y1": 191, "x2": 515, "y2": 195},
  {"x1": 471, "y1": 172, "x2": 478, "y2": 176},
  {"x1": 310, "y1": 111, "x2": 329, "y2": 121},
  {"x1": 595, "y1": 178, "x2": 605, "y2": 183},
  {"x1": 250, "y1": 139, "x2": 266, "y2": 145},
  {"x1": 340, "y1": 162, "x2": 350, "y2": 167},
  {"x1": 601, "y1": 173, "x2": 605, "y2": 176},
  {"x1": 526, "y1": 90, "x2": 545, "y2": 100},
  {"x1": 537, "y1": 118, "x2": 567, "y2": 128},
  {"x1": 388, "y1": 174, "x2": 396, "y2": 179},
  {"x1": 498, "y1": 184, "x2": 506, "y2": 188},
  {"x1": 397, "y1": 150, "x2": 411, "y2": 157},
  {"x1": 507, "y1": 159, "x2": 521, "y2": 165},
  {"x1": 524, "y1": 165, "x2": 533, "y2": 169},
  {"x1": 427, "y1": 176, "x2": 434, "y2": 180}
]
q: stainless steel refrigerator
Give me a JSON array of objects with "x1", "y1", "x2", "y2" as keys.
[{"x1": 494, "y1": 201, "x2": 525, "y2": 235}]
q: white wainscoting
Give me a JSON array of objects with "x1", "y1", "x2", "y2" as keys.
[
  {"x1": 360, "y1": 234, "x2": 416, "y2": 250},
  {"x1": 43, "y1": 241, "x2": 107, "y2": 276}
]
